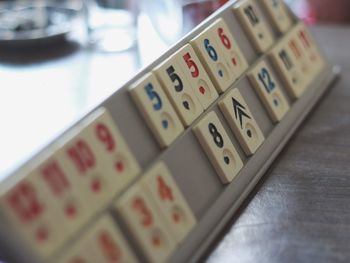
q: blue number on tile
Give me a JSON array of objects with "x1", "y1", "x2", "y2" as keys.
[
  {"x1": 145, "y1": 83, "x2": 162, "y2": 111},
  {"x1": 258, "y1": 68, "x2": 275, "y2": 93},
  {"x1": 204, "y1": 39, "x2": 218, "y2": 62}
]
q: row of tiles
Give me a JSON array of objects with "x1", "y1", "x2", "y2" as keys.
[{"x1": 0, "y1": 0, "x2": 325, "y2": 262}]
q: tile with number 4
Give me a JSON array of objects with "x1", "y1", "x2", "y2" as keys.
[
  {"x1": 234, "y1": 0, "x2": 274, "y2": 53},
  {"x1": 209, "y1": 19, "x2": 249, "y2": 80},
  {"x1": 248, "y1": 60, "x2": 290, "y2": 122},
  {"x1": 116, "y1": 182, "x2": 176, "y2": 263},
  {"x1": 129, "y1": 73, "x2": 184, "y2": 148},
  {"x1": 219, "y1": 89, "x2": 265, "y2": 155},
  {"x1": 261, "y1": 0, "x2": 293, "y2": 34},
  {"x1": 191, "y1": 26, "x2": 234, "y2": 93},
  {"x1": 176, "y1": 44, "x2": 218, "y2": 109},
  {"x1": 86, "y1": 215, "x2": 138, "y2": 263},
  {"x1": 154, "y1": 54, "x2": 203, "y2": 127},
  {"x1": 141, "y1": 162, "x2": 196, "y2": 243},
  {"x1": 193, "y1": 111, "x2": 243, "y2": 184}
]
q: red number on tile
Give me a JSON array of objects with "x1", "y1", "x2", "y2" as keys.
[
  {"x1": 98, "y1": 231, "x2": 121, "y2": 263},
  {"x1": 218, "y1": 27, "x2": 231, "y2": 49},
  {"x1": 96, "y1": 123, "x2": 116, "y2": 152},
  {"x1": 41, "y1": 161, "x2": 70, "y2": 196},
  {"x1": 157, "y1": 176, "x2": 173, "y2": 202},
  {"x1": 67, "y1": 140, "x2": 96, "y2": 173},
  {"x1": 132, "y1": 197, "x2": 153, "y2": 227},
  {"x1": 183, "y1": 52, "x2": 199, "y2": 78}
]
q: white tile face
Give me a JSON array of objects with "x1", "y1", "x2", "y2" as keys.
[
  {"x1": 234, "y1": 0, "x2": 274, "y2": 53},
  {"x1": 190, "y1": 27, "x2": 235, "y2": 93},
  {"x1": 219, "y1": 89, "x2": 265, "y2": 155},
  {"x1": 116, "y1": 183, "x2": 176, "y2": 263},
  {"x1": 129, "y1": 73, "x2": 184, "y2": 148},
  {"x1": 86, "y1": 216, "x2": 138, "y2": 263},
  {"x1": 209, "y1": 19, "x2": 249, "y2": 80},
  {"x1": 261, "y1": 0, "x2": 293, "y2": 33},
  {"x1": 142, "y1": 162, "x2": 196, "y2": 243},
  {"x1": 176, "y1": 44, "x2": 219, "y2": 110},
  {"x1": 269, "y1": 39, "x2": 305, "y2": 99},
  {"x1": 58, "y1": 234, "x2": 96, "y2": 263},
  {"x1": 193, "y1": 111, "x2": 243, "y2": 184},
  {"x1": 0, "y1": 169, "x2": 67, "y2": 259},
  {"x1": 294, "y1": 23, "x2": 325, "y2": 75},
  {"x1": 154, "y1": 54, "x2": 204, "y2": 127},
  {"x1": 248, "y1": 60, "x2": 290, "y2": 122}
]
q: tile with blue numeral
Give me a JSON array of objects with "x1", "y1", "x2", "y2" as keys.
[
  {"x1": 129, "y1": 73, "x2": 184, "y2": 148},
  {"x1": 219, "y1": 88, "x2": 265, "y2": 155},
  {"x1": 209, "y1": 18, "x2": 249, "y2": 80},
  {"x1": 154, "y1": 54, "x2": 204, "y2": 127},
  {"x1": 190, "y1": 26, "x2": 235, "y2": 93},
  {"x1": 175, "y1": 44, "x2": 219, "y2": 110},
  {"x1": 141, "y1": 162, "x2": 196, "y2": 243},
  {"x1": 234, "y1": 0, "x2": 274, "y2": 53},
  {"x1": 193, "y1": 111, "x2": 243, "y2": 184},
  {"x1": 247, "y1": 60, "x2": 290, "y2": 122},
  {"x1": 261, "y1": 0, "x2": 293, "y2": 34}
]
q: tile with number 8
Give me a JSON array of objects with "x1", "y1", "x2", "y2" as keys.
[
  {"x1": 116, "y1": 182, "x2": 176, "y2": 263},
  {"x1": 219, "y1": 88, "x2": 265, "y2": 155},
  {"x1": 260, "y1": 0, "x2": 293, "y2": 34},
  {"x1": 141, "y1": 162, "x2": 196, "y2": 243},
  {"x1": 248, "y1": 60, "x2": 290, "y2": 122},
  {"x1": 193, "y1": 111, "x2": 243, "y2": 184},
  {"x1": 129, "y1": 73, "x2": 184, "y2": 148},
  {"x1": 190, "y1": 27, "x2": 235, "y2": 93},
  {"x1": 176, "y1": 44, "x2": 218, "y2": 109},
  {"x1": 234, "y1": 0, "x2": 274, "y2": 53},
  {"x1": 154, "y1": 54, "x2": 204, "y2": 127}
]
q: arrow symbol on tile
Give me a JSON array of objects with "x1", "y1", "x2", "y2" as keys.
[{"x1": 232, "y1": 98, "x2": 251, "y2": 129}]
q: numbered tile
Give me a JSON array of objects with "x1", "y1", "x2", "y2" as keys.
[
  {"x1": 116, "y1": 183, "x2": 176, "y2": 263},
  {"x1": 190, "y1": 26, "x2": 235, "y2": 93},
  {"x1": 58, "y1": 238, "x2": 96, "y2": 263},
  {"x1": 0, "y1": 167, "x2": 67, "y2": 259},
  {"x1": 248, "y1": 60, "x2": 290, "y2": 122},
  {"x1": 141, "y1": 162, "x2": 196, "y2": 243},
  {"x1": 294, "y1": 23, "x2": 325, "y2": 75},
  {"x1": 261, "y1": 0, "x2": 293, "y2": 33},
  {"x1": 87, "y1": 215, "x2": 138, "y2": 263},
  {"x1": 210, "y1": 19, "x2": 249, "y2": 79},
  {"x1": 176, "y1": 44, "x2": 219, "y2": 109},
  {"x1": 193, "y1": 111, "x2": 243, "y2": 184},
  {"x1": 269, "y1": 39, "x2": 305, "y2": 99},
  {"x1": 234, "y1": 0, "x2": 274, "y2": 53},
  {"x1": 154, "y1": 54, "x2": 204, "y2": 127},
  {"x1": 219, "y1": 89, "x2": 265, "y2": 155},
  {"x1": 129, "y1": 73, "x2": 184, "y2": 148}
]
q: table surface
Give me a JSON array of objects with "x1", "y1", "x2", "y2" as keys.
[
  {"x1": 206, "y1": 25, "x2": 350, "y2": 263},
  {"x1": 0, "y1": 20, "x2": 349, "y2": 263}
]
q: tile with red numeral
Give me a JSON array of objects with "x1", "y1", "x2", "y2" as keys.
[
  {"x1": 269, "y1": 39, "x2": 305, "y2": 99},
  {"x1": 261, "y1": 0, "x2": 293, "y2": 34},
  {"x1": 175, "y1": 44, "x2": 218, "y2": 110},
  {"x1": 219, "y1": 88, "x2": 265, "y2": 155},
  {"x1": 141, "y1": 162, "x2": 196, "y2": 243},
  {"x1": 154, "y1": 54, "x2": 204, "y2": 127},
  {"x1": 209, "y1": 19, "x2": 248, "y2": 80},
  {"x1": 193, "y1": 111, "x2": 243, "y2": 184},
  {"x1": 190, "y1": 26, "x2": 235, "y2": 93},
  {"x1": 116, "y1": 182, "x2": 176, "y2": 263},
  {"x1": 129, "y1": 73, "x2": 184, "y2": 148},
  {"x1": 86, "y1": 215, "x2": 138, "y2": 263},
  {"x1": 0, "y1": 166, "x2": 67, "y2": 259},
  {"x1": 234, "y1": 0, "x2": 274, "y2": 53},
  {"x1": 294, "y1": 23, "x2": 325, "y2": 75},
  {"x1": 247, "y1": 60, "x2": 290, "y2": 122}
]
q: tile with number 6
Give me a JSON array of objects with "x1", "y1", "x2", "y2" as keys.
[
  {"x1": 193, "y1": 111, "x2": 243, "y2": 184},
  {"x1": 141, "y1": 162, "x2": 196, "y2": 243},
  {"x1": 129, "y1": 73, "x2": 184, "y2": 148},
  {"x1": 219, "y1": 89, "x2": 265, "y2": 155},
  {"x1": 176, "y1": 44, "x2": 218, "y2": 109},
  {"x1": 248, "y1": 60, "x2": 290, "y2": 122}
]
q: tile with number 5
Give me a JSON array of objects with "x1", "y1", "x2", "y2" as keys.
[{"x1": 193, "y1": 111, "x2": 243, "y2": 184}]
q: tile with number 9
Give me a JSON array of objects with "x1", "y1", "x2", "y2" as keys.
[
  {"x1": 141, "y1": 162, "x2": 196, "y2": 243},
  {"x1": 193, "y1": 111, "x2": 243, "y2": 184},
  {"x1": 129, "y1": 73, "x2": 184, "y2": 148}
]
